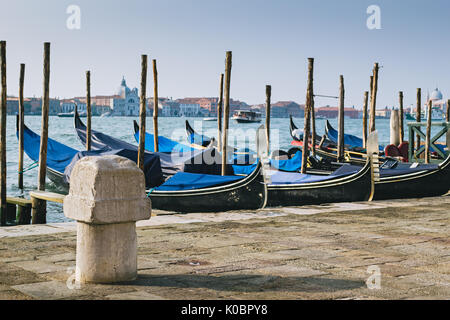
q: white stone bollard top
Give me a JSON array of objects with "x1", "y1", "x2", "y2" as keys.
[{"x1": 64, "y1": 155, "x2": 151, "y2": 224}]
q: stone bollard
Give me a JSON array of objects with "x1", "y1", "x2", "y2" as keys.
[
  {"x1": 64, "y1": 155, "x2": 151, "y2": 284},
  {"x1": 390, "y1": 109, "x2": 400, "y2": 146}
]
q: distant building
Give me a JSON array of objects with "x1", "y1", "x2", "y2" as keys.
[
  {"x1": 251, "y1": 101, "x2": 304, "y2": 118},
  {"x1": 160, "y1": 99, "x2": 180, "y2": 117},
  {"x1": 7, "y1": 97, "x2": 61, "y2": 115},
  {"x1": 179, "y1": 103, "x2": 201, "y2": 117},
  {"x1": 316, "y1": 106, "x2": 360, "y2": 119},
  {"x1": 272, "y1": 101, "x2": 304, "y2": 118},
  {"x1": 60, "y1": 99, "x2": 86, "y2": 114},
  {"x1": 426, "y1": 88, "x2": 446, "y2": 120},
  {"x1": 110, "y1": 77, "x2": 140, "y2": 116}
]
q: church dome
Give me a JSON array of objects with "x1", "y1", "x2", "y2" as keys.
[
  {"x1": 430, "y1": 88, "x2": 443, "y2": 101},
  {"x1": 116, "y1": 76, "x2": 129, "y2": 97}
]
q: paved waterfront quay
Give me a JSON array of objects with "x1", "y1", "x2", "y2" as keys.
[{"x1": 0, "y1": 195, "x2": 449, "y2": 300}]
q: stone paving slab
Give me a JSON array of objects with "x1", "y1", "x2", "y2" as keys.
[{"x1": 0, "y1": 194, "x2": 449, "y2": 300}]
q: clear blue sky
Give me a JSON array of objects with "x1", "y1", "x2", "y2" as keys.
[{"x1": 1, "y1": 0, "x2": 449, "y2": 109}]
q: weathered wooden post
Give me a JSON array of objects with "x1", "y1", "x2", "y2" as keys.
[
  {"x1": 446, "y1": 99, "x2": 450, "y2": 122},
  {"x1": 301, "y1": 58, "x2": 314, "y2": 174},
  {"x1": 137, "y1": 55, "x2": 147, "y2": 170},
  {"x1": 337, "y1": 75, "x2": 345, "y2": 162},
  {"x1": 425, "y1": 100, "x2": 432, "y2": 164},
  {"x1": 369, "y1": 63, "x2": 379, "y2": 133},
  {"x1": 86, "y1": 71, "x2": 92, "y2": 151},
  {"x1": 221, "y1": 51, "x2": 232, "y2": 176},
  {"x1": 217, "y1": 73, "x2": 224, "y2": 150},
  {"x1": 447, "y1": 99, "x2": 450, "y2": 148},
  {"x1": 362, "y1": 91, "x2": 369, "y2": 149},
  {"x1": 34, "y1": 42, "x2": 50, "y2": 224},
  {"x1": 0, "y1": 41, "x2": 6, "y2": 226},
  {"x1": 18, "y1": 64, "x2": 25, "y2": 190},
  {"x1": 399, "y1": 91, "x2": 404, "y2": 143},
  {"x1": 64, "y1": 156, "x2": 151, "y2": 283},
  {"x1": 152, "y1": 59, "x2": 159, "y2": 152},
  {"x1": 265, "y1": 85, "x2": 271, "y2": 154},
  {"x1": 311, "y1": 92, "x2": 316, "y2": 157},
  {"x1": 390, "y1": 109, "x2": 400, "y2": 146},
  {"x1": 416, "y1": 88, "x2": 422, "y2": 152}
]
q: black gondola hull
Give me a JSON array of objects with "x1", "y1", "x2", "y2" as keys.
[
  {"x1": 374, "y1": 160, "x2": 450, "y2": 200},
  {"x1": 149, "y1": 165, "x2": 266, "y2": 212},
  {"x1": 267, "y1": 161, "x2": 372, "y2": 207}
]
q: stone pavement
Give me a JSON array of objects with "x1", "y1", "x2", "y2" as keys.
[{"x1": 0, "y1": 195, "x2": 449, "y2": 300}]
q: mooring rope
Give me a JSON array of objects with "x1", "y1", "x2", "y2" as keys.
[
  {"x1": 146, "y1": 188, "x2": 155, "y2": 197},
  {"x1": 18, "y1": 161, "x2": 39, "y2": 174}
]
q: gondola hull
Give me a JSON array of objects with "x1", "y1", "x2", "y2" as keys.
[
  {"x1": 150, "y1": 164, "x2": 266, "y2": 212},
  {"x1": 374, "y1": 158, "x2": 450, "y2": 200},
  {"x1": 267, "y1": 161, "x2": 372, "y2": 207}
]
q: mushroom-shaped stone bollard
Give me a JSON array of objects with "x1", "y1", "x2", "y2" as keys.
[{"x1": 64, "y1": 155, "x2": 151, "y2": 284}]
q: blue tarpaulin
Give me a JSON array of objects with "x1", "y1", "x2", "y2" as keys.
[
  {"x1": 156, "y1": 171, "x2": 244, "y2": 191},
  {"x1": 134, "y1": 131, "x2": 194, "y2": 153},
  {"x1": 269, "y1": 164, "x2": 360, "y2": 185},
  {"x1": 20, "y1": 125, "x2": 79, "y2": 173}
]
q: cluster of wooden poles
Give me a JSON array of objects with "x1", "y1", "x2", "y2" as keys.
[
  {"x1": 1, "y1": 41, "x2": 450, "y2": 225},
  {"x1": 297, "y1": 59, "x2": 450, "y2": 170}
]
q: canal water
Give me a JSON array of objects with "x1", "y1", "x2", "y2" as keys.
[{"x1": 4, "y1": 115, "x2": 441, "y2": 222}]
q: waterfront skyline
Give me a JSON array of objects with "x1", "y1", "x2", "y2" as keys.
[{"x1": 0, "y1": 0, "x2": 449, "y2": 108}]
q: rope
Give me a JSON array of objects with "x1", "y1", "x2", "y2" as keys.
[
  {"x1": 146, "y1": 188, "x2": 155, "y2": 197},
  {"x1": 18, "y1": 161, "x2": 39, "y2": 174}
]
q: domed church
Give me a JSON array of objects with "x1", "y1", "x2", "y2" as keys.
[
  {"x1": 426, "y1": 88, "x2": 446, "y2": 120},
  {"x1": 111, "y1": 77, "x2": 140, "y2": 116}
]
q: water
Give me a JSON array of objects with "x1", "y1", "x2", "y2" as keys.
[{"x1": 5, "y1": 115, "x2": 445, "y2": 222}]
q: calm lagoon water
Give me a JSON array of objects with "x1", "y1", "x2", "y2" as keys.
[{"x1": 4, "y1": 115, "x2": 439, "y2": 222}]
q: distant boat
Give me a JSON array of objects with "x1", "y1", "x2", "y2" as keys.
[
  {"x1": 58, "y1": 111, "x2": 86, "y2": 118},
  {"x1": 232, "y1": 110, "x2": 262, "y2": 123},
  {"x1": 202, "y1": 117, "x2": 217, "y2": 121}
]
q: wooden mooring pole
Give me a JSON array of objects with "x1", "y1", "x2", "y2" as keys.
[
  {"x1": 86, "y1": 71, "x2": 92, "y2": 151},
  {"x1": 301, "y1": 58, "x2": 314, "y2": 174},
  {"x1": 447, "y1": 99, "x2": 450, "y2": 147},
  {"x1": 0, "y1": 41, "x2": 6, "y2": 226},
  {"x1": 446, "y1": 99, "x2": 449, "y2": 122},
  {"x1": 265, "y1": 85, "x2": 271, "y2": 155},
  {"x1": 217, "y1": 73, "x2": 224, "y2": 150},
  {"x1": 369, "y1": 63, "x2": 379, "y2": 133},
  {"x1": 138, "y1": 55, "x2": 148, "y2": 170},
  {"x1": 425, "y1": 100, "x2": 432, "y2": 164},
  {"x1": 416, "y1": 88, "x2": 421, "y2": 152},
  {"x1": 399, "y1": 91, "x2": 404, "y2": 143},
  {"x1": 362, "y1": 91, "x2": 369, "y2": 149},
  {"x1": 152, "y1": 59, "x2": 159, "y2": 152},
  {"x1": 310, "y1": 88, "x2": 316, "y2": 157},
  {"x1": 18, "y1": 64, "x2": 25, "y2": 190},
  {"x1": 221, "y1": 51, "x2": 232, "y2": 176},
  {"x1": 34, "y1": 42, "x2": 50, "y2": 225},
  {"x1": 337, "y1": 75, "x2": 345, "y2": 162}
]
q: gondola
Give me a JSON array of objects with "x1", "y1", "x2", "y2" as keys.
[
  {"x1": 261, "y1": 126, "x2": 374, "y2": 206},
  {"x1": 184, "y1": 120, "x2": 375, "y2": 205},
  {"x1": 135, "y1": 118, "x2": 374, "y2": 206},
  {"x1": 185, "y1": 120, "x2": 214, "y2": 148},
  {"x1": 289, "y1": 116, "x2": 450, "y2": 199},
  {"x1": 73, "y1": 111, "x2": 267, "y2": 212},
  {"x1": 371, "y1": 151, "x2": 450, "y2": 200},
  {"x1": 290, "y1": 116, "x2": 375, "y2": 165}
]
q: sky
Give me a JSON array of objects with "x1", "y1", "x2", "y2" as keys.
[{"x1": 0, "y1": 0, "x2": 449, "y2": 109}]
